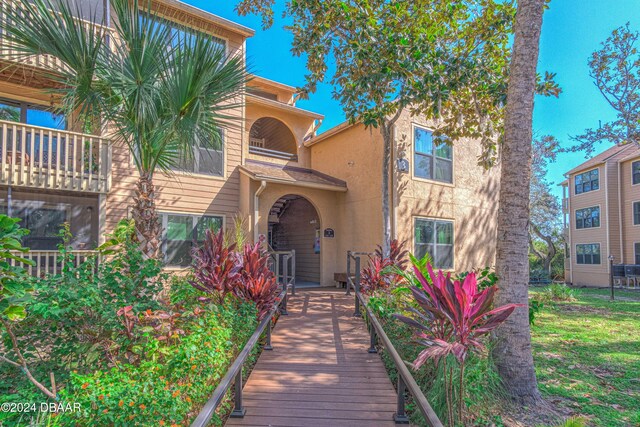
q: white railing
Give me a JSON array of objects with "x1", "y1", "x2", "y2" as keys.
[
  {"x1": 10, "y1": 250, "x2": 99, "y2": 277},
  {"x1": 249, "y1": 137, "x2": 265, "y2": 148},
  {"x1": 0, "y1": 120, "x2": 111, "y2": 193}
]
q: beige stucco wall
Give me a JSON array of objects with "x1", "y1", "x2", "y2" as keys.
[
  {"x1": 310, "y1": 123, "x2": 384, "y2": 271},
  {"x1": 310, "y1": 111, "x2": 500, "y2": 275},
  {"x1": 393, "y1": 111, "x2": 500, "y2": 271}
]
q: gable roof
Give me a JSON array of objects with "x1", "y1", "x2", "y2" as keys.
[
  {"x1": 239, "y1": 160, "x2": 347, "y2": 192},
  {"x1": 566, "y1": 144, "x2": 636, "y2": 176}
]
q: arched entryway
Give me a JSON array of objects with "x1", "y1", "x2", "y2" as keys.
[{"x1": 268, "y1": 194, "x2": 320, "y2": 286}]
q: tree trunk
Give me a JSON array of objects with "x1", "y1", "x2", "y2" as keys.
[
  {"x1": 492, "y1": 0, "x2": 545, "y2": 403},
  {"x1": 132, "y1": 173, "x2": 162, "y2": 260},
  {"x1": 380, "y1": 122, "x2": 393, "y2": 258}
]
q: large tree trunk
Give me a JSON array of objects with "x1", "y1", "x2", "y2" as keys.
[
  {"x1": 380, "y1": 122, "x2": 393, "y2": 258},
  {"x1": 492, "y1": 0, "x2": 545, "y2": 403},
  {"x1": 132, "y1": 173, "x2": 162, "y2": 260}
]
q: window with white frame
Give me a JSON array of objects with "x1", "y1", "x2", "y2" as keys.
[
  {"x1": 636, "y1": 243, "x2": 640, "y2": 264},
  {"x1": 576, "y1": 243, "x2": 601, "y2": 265},
  {"x1": 161, "y1": 213, "x2": 223, "y2": 267},
  {"x1": 413, "y1": 126, "x2": 452, "y2": 183},
  {"x1": 414, "y1": 218, "x2": 454, "y2": 269},
  {"x1": 574, "y1": 169, "x2": 599, "y2": 195},
  {"x1": 575, "y1": 206, "x2": 600, "y2": 229},
  {"x1": 633, "y1": 161, "x2": 640, "y2": 185},
  {"x1": 634, "y1": 202, "x2": 640, "y2": 226}
]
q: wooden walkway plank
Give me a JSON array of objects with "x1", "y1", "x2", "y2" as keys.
[{"x1": 225, "y1": 289, "x2": 399, "y2": 427}]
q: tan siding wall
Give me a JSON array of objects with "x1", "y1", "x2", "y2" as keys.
[
  {"x1": 621, "y1": 158, "x2": 640, "y2": 264},
  {"x1": 568, "y1": 165, "x2": 609, "y2": 286},
  {"x1": 607, "y1": 162, "x2": 623, "y2": 262},
  {"x1": 393, "y1": 111, "x2": 499, "y2": 271}
]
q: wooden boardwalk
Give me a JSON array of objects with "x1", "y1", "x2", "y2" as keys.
[{"x1": 225, "y1": 289, "x2": 399, "y2": 427}]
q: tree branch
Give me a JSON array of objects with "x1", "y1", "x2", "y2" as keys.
[{"x1": 1, "y1": 318, "x2": 57, "y2": 400}]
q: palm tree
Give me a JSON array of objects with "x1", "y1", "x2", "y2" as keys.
[
  {"x1": 492, "y1": 0, "x2": 545, "y2": 403},
  {"x1": 0, "y1": 0, "x2": 247, "y2": 259}
]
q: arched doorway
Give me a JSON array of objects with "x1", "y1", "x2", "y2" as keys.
[{"x1": 268, "y1": 194, "x2": 320, "y2": 286}]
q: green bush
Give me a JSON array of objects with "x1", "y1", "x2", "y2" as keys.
[
  {"x1": 1, "y1": 219, "x2": 259, "y2": 426},
  {"x1": 541, "y1": 283, "x2": 578, "y2": 302}
]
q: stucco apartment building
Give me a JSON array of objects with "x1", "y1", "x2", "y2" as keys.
[
  {"x1": 562, "y1": 143, "x2": 640, "y2": 287},
  {"x1": 0, "y1": 0, "x2": 499, "y2": 286}
]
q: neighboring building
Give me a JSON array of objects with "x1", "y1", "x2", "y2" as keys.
[
  {"x1": 0, "y1": 0, "x2": 499, "y2": 285},
  {"x1": 562, "y1": 144, "x2": 640, "y2": 287}
]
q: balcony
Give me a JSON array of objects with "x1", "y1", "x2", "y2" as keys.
[
  {"x1": 11, "y1": 250, "x2": 98, "y2": 277},
  {"x1": 0, "y1": 120, "x2": 111, "y2": 193},
  {"x1": 248, "y1": 117, "x2": 298, "y2": 162}
]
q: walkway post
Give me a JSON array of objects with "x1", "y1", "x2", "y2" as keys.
[
  {"x1": 346, "y1": 251, "x2": 352, "y2": 295},
  {"x1": 229, "y1": 368, "x2": 246, "y2": 418},
  {"x1": 394, "y1": 376, "x2": 410, "y2": 424},
  {"x1": 264, "y1": 319, "x2": 273, "y2": 351},
  {"x1": 353, "y1": 256, "x2": 362, "y2": 317}
]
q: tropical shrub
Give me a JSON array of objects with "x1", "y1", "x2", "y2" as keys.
[
  {"x1": 190, "y1": 228, "x2": 241, "y2": 299},
  {"x1": 190, "y1": 231, "x2": 280, "y2": 319},
  {"x1": 395, "y1": 263, "x2": 521, "y2": 426},
  {"x1": 233, "y1": 240, "x2": 279, "y2": 320},
  {"x1": 361, "y1": 239, "x2": 408, "y2": 294}
]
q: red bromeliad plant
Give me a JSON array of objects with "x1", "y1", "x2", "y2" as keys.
[
  {"x1": 395, "y1": 263, "x2": 521, "y2": 426},
  {"x1": 233, "y1": 240, "x2": 279, "y2": 320},
  {"x1": 190, "y1": 229, "x2": 241, "y2": 300},
  {"x1": 361, "y1": 239, "x2": 408, "y2": 294}
]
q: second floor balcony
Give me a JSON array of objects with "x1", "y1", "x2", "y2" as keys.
[
  {"x1": 0, "y1": 119, "x2": 111, "y2": 193},
  {"x1": 249, "y1": 117, "x2": 298, "y2": 161}
]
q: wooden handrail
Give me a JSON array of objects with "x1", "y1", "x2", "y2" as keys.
[
  {"x1": 190, "y1": 287, "x2": 289, "y2": 427},
  {"x1": 346, "y1": 250, "x2": 443, "y2": 426}
]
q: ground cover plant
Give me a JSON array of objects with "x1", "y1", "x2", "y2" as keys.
[
  {"x1": 530, "y1": 287, "x2": 640, "y2": 426},
  {"x1": 0, "y1": 217, "x2": 269, "y2": 426}
]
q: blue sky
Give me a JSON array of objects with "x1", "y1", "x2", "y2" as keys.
[{"x1": 195, "y1": 1, "x2": 639, "y2": 198}]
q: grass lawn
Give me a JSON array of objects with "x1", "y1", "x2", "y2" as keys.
[{"x1": 530, "y1": 287, "x2": 640, "y2": 426}]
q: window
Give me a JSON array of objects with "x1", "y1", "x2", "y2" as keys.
[
  {"x1": 633, "y1": 161, "x2": 640, "y2": 185},
  {"x1": 415, "y1": 218, "x2": 454, "y2": 269},
  {"x1": 575, "y1": 206, "x2": 600, "y2": 229},
  {"x1": 574, "y1": 169, "x2": 599, "y2": 195},
  {"x1": 636, "y1": 243, "x2": 640, "y2": 265},
  {"x1": 14, "y1": 205, "x2": 68, "y2": 250},
  {"x1": 172, "y1": 133, "x2": 224, "y2": 176},
  {"x1": 161, "y1": 213, "x2": 223, "y2": 267},
  {"x1": 413, "y1": 126, "x2": 452, "y2": 183},
  {"x1": 141, "y1": 13, "x2": 226, "y2": 52},
  {"x1": 634, "y1": 202, "x2": 640, "y2": 226},
  {"x1": 576, "y1": 243, "x2": 601, "y2": 265},
  {"x1": 0, "y1": 98, "x2": 66, "y2": 129}
]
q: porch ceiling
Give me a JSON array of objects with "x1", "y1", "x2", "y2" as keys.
[{"x1": 239, "y1": 160, "x2": 347, "y2": 192}]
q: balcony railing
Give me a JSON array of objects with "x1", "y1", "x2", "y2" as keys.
[
  {"x1": 249, "y1": 138, "x2": 297, "y2": 161},
  {"x1": 0, "y1": 120, "x2": 111, "y2": 193},
  {"x1": 10, "y1": 250, "x2": 99, "y2": 277}
]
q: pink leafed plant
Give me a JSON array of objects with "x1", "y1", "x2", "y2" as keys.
[
  {"x1": 233, "y1": 240, "x2": 280, "y2": 320},
  {"x1": 361, "y1": 239, "x2": 408, "y2": 294},
  {"x1": 395, "y1": 263, "x2": 522, "y2": 425},
  {"x1": 190, "y1": 229, "x2": 241, "y2": 300}
]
